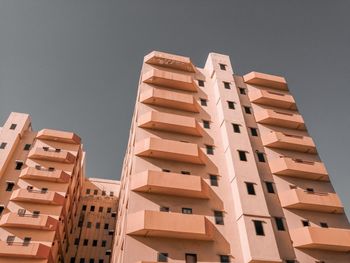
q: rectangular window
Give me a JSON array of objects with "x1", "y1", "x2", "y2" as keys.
[
  {"x1": 0, "y1": 142, "x2": 7, "y2": 149},
  {"x1": 256, "y1": 152, "x2": 266, "y2": 162},
  {"x1": 83, "y1": 239, "x2": 88, "y2": 246},
  {"x1": 219, "y1": 64, "x2": 227, "y2": 70},
  {"x1": 32, "y1": 211, "x2": 40, "y2": 217},
  {"x1": 209, "y1": 174, "x2": 218, "y2": 186},
  {"x1": 87, "y1": 222, "x2": 92, "y2": 228},
  {"x1": 80, "y1": 259, "x2": 85, "y2": 263},
  {"x1": 6, "y1": 182, "x2": 15, "y2": 192},
  {"x1": 104, "y1": 223, "x2": 109, "y2": 230},
  {"x1": 253, "y1": 220, "x2": 265, "y2": 236},
  {"x1": 48, "y1": 167, "x2": 55, "y2": 171},
  {"x1": 86, "y1": 189, "x2": 90, "y2": 194},
  {"x1": 162, "y1": 169, "x2": 171, "y2": 173},
  {"x1": 6, "y1": 236, "x2": 15, "y2": 245},
  {"x1": 70, "y1": 258, "x2": 76, "y2": 263},
  {"x1": 302, "y1": 220, "x2": 310, "y2": 227},
  {"x1": 182, "y1": 208, "x2": 192, "y2": 214},
  {"x1": 245, "y1": 182, "x2": 256, "y2": 195},
  {"x1": 99, "y1": 207, "x2": 103, "y2": 212},
  {"x1": 220, "y1": 255, "x2": 230, "y2": 263},
  {"x1": 181, "y1": 171, "x2": 191, "y2": 175},
  {"x1": 239, "y1": 87, "x2": 246, "y2": 95},
  {"x1": 74, "y1": 238, "x2": 80, "y2": 245},
  {"x1": 93, "y1": 189, "x2": 98, "y2": 195},
  {"x1": 10, "y1": 124, "x2": 17, "y2": 130},
  {"x1": 232, "y1": 124, "x2": 240, "y2": 133},
  {"x1": 89, "y1": 259, "x2": 95, "y2": 263},
  {"x1": 198, "y1": 80, "x2": 205, "y2": 87},
  {"x1": 250, "y1": 128, "x2": 258, "y2": 137},
  {"x1": 90, "y1": 206, "x2": 95, "y2": 212},
  {"x1": 23, "y1": 237, "x2": 31, "y2": 246},
  {"x1": 111, "y1": 211, "x2": 117, "y2": 217},
  {"x1": 200, "y1": 98, "x2": 207, "y2": 106},
  {"x1": 214, "y1": 211, "x2": 224, "y2": 225},
  {"x1": 102, "y1": 191, "x2": 106, "y2": 196},
  {"x1": 265, "y1": 182, "x2": 275, "y2": 194},
  {"x1": 285, "y1": 260, "x2": 296, "y2": 263},
  {"x1": 99, "y1": 260, "x2": 104, "y2": 263},
  {"x1": 244, "y1": 106, "x2": 252, "y2": 114},
  {"x1": 82, "y1": 205, "x2": 87, "y2": 211},
  {"x1": 227, "y1": 101, "x2": 235, "y2": 109},
  {"x1": 18, "y1": 209, "x2": 26, "y2": 216},
  {"x1": 238, "y1": 151, "x2": 247, "y2": 161},
  {"x1": 101, "y1": 240, "x2": 106, "y2": 247},
  {"x1": 0, "y1": 205, "x2": 4, "y2": 215},
  {"x1": 23, "y1": 144, "x2": 31, "y2": 150},
  {"x1": 320, "y1": 222, "x2": 328, "y2": 228},
  {"x1": 96, "y1": 222, "x2": 100, "y2": 229},
  {"x1": 306, "y1": 188, "x2": 314, "y2": 193},
  {"x1": 107, "y1": 207, "x2": 112, "y2": 213},
  {"x1": 206, "y1": 145, "x2": 214, "y2": 155},
  {"x1": 203, "y1": 120, "x2": 210, "y2": 129},
  {"x1": 160, "y1": 206, "x2": 170, "y2": 212},
  {"x1": 158, "y1": 252, "x2": 168, "y2": 262},
  {"x1": 223, "y1": 81, "x2": 231, "y2": 89},
  {"x1": 185, "y1": 253, "x2": 197, "y2": 263},
  {"x1": 15, "y1": 161, "x2": 23, "y2": 170},
  {"x1": 275, "y1": 217, "x2": 285, "y2": 231},
  {"x1": 92, "y1": 240, "x2": 98, "y2": 247}
]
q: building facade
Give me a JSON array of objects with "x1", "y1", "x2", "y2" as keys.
[{"x1": 112, "y1": 51, "x2": 350, "y2": 263}]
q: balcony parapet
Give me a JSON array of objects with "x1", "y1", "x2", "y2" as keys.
[{"x1": 144, "y1": 51, "x2": 196, "y2": 72}]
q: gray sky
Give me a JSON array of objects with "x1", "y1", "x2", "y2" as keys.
[{"x1": 1, "y1": 1, "x2": 350, "y2": 214}]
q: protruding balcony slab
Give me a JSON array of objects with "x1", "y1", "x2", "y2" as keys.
[
  {"x1": 249, "y1": 89, "x2": 296, "y2": 110},
  {"x1": 144, "y1": 51, "x2": 196, "y2": 72},
  {"x1": 0, "y1": 241, "x2": 50, "y2": 259},
  {"x1": 28, "y1": 148, "x2": 76, "y2": 163},
  {"x1": 0, "y1": 213, "x2": 59, "y2": 230},
  {"x1": 127, "y1": 210, "x2": 214, "y2": 240},
  {"x1": 138, "y1": 111, "x2": 202, "y2": 136},
  {"x1": 261, "y1": 131, "x2": 316, "y2": 153},
  {"x1": 142, "y1": 69, "x2": 198, "y2": 92},
  {"x1": 270, "y1": 157, "x2": 329, "y2": 181},
  {"x1": 10, "y1": 189, "x2": 65, "y2": 205},
  {"x1": 20, "y1": 167, "x2": 70, "y2": 183},
  {"x1": 279, "y1": 189, "x2": 344, "y2": 213},
  {"x1": 36, "y1": 129, "x2": 81, "y2": 144},
  {"x1": 140, "y1": 87, "x2": 200, "y2": 113},
  {"x1": 131, "y1": 170, "x2": 209, "y2": 199},
  {"x1": 243, "y1": 71, "x2": 288, "y2": 90},
  {"x1": 135, "y1": 138, "x2": 205, "y2": 165},
  {"x1": 255, "y1": 109, "x2": 305, "y2": 130},
  {"x1": 290, "y1": 227, "x2": 350, "y2": 252}
]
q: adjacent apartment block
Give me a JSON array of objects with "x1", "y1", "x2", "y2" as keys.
[
  {"x1": 112, "y1": 51, "x2": 350, "y2": 263},
  {"x1": 0, "y1": 112, "x2": 120, "y2": 263}
]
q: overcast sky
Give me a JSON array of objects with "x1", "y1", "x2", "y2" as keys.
[{"x1": 1, "y1": 0, "x2": 350, "y2": 214}]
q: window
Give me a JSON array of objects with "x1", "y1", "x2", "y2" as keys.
[
  {"x1": 87, "y1": 222, "x2": 92, "y2": 228},
  {"x1": 23, "y1": 237, "x2": 31, "y2": 246},
  {"x1": 185, "y1": 253, "x2": 197, "y2": 263},
  {"x1": 203, "y1": 120, "x2": 210, "y2": 129},
  {"x1": 111, "y1": 212, "x2": 117, "y2": 218},
  {"x1": 220, "y1": 255, "x2": 230, "y2": 263},
  {"x1": 32, "y1": 211, "x2": 40, "y2": 217},
  {"x1": 232, "y1": 124, "x2": 240, "y2": 133},
  {"x1": 245, "y1": 182, "x2": 256, "y2": 195},
  {"x1": 18, "y1": 209, "x2": 26, "y2": 216},
  {"x1": 198, "y1": 80, "x2": 205, "y2": 87},
  {"x1": 320, "y1": 222, "x2": 328, "y2": 228},
  {"x1": 244, "y1": 106, "x2": 252, "y2": 114},
  {"x1": 78, "y1": 221, "x2": 83, "y2": 227},
  {"x1": 99, "y1": 260, "x2": 104, "y2": 263},
  {"x1": 6, "y1": 182, "x2": 15, "y2": 192},
  {"x1": 223, "y1": 81, "x2": 231, "y2": 89},
  {"x1": 302, "y1": 220, "x2": 310, "y2": 227},
  {"x1": 15, "y1": 161, "x2": 23, "y2": 170},
  {"x1": 70, "y1": 257, "x2": 76, "y2": 263},
  {"x1": 238, "y1": 151, "x2": 247, "y2": 161},
  {"x1": 96, "y1": 222, "x2": 100, "y2": 229},
  {"x1": 181, "y1": 171, "x2": 191, "y2": 175},
  {"x1": 101, "y1": 240, "x2": 106, "y2": 247},
  {"x1": 92, "y1": 240, "x2": 98, "y2": 247},
  {"x1": 48, "y1": 167, "x2": 55, "y2": 171},
  {"x1": 79, "y1": 259, "x2": 85, "y2": 263},
  {"x1": 162, "y1": 169, "x2": 171, "y2": 173},
  {"x1": 89, "y1": 259, "x2": 94, "y2": 263},
  {"x1": 23, "y1": 144, "x2": 31, "y2": 150},
  {"x1": 110, "y1": 191, "x2": 114, "y2": 196},
  {"x1": 239, "y1": 87, "x2": 246, "y2": 95},
  {"x1": 90, "y1": 205, "x2": 95, "y2": 212},
  {"x1": 158, "y1": 252, "x2": 168, "y2": 262},
  {"x1": 214, "y1": 211, "x2": 224, "y2": 225},
  {"x1": 41, "y1": 187, "x2": 48, "y2": 193},
  {"x1": 105, "y1": 250, "x2": 111, "y2": 255},
  {"x1": 74, "y1": 238, "x2": 80, "y2": 245},
  {"x1": 6, "y1": 236, "x2": 15, "y2": 245},
  {"x1": 306, "y1": 188, "x2": 314, "y2": 193},
  {"x1": 0, "y1": 142, "x2": 7, "y2": 149},
  {"x1": 99, "y1": 207, "x2": 103, "y2": 213},
  {"x1": 227, "y1": 101, "x2": 235, "y2": 109},
  {"x1": 182, "y1": 208, "x2": 192, "y2": 214},
  {"x1": 0, "y1": 205, "x2": 4, "y2": 215},
  {"x1": 10, "y1": 124, "x2": 17, "y2": 130},
  {"x1": 275, "y1": 217, "x2": 285, "y2": 231},
  {"x1": 206, "y1": 145, "x2": 214, "y2": 155},
  {"x1": 200, "y1": 98, "x2": 207, "y2": 106},
  {"x1": 83, "y1": 239, "x2": 88, "y2": 246},
  {"x1": 219, "y1": 64, "x2": 226, "y2": 70},
  {"x1": 265, "y1": 182, "x2": 275, "y2": 194},
  {"x1": 108, "y1": 230, "x2": 114, "y2": 235},
  {"x1": 160, "y1": 206, "x2": 169, "y2": 212},
  {"x1": 253, "y1": 220, "x2": 265, "y2": 236},
  {"x1": 285, "y1": 260, "x2": 296, "y2": 263},
  {"x1": 107, "y1": 207, "x2": 112, "y2": 213},
  {"x1": 82, "y1": 205, "x2": 87, "y2": 211},
  {"x1": 250, "y1": 128, "x2": 258, "y2": 137},
  {"x1": 104, "y1": 223, "x2": 109, "y2": 230},
  {"x1": 102, "y1": 191, "x2": 106, "y2": 196},
  {"x1": 86, "y1": 189, "x2": 91, "y2": 194},
  {"x1": 93, "y1": 189, "x2": 98, "y2": 195},
  {"x1": 256, "y1": 151, "x2": 266, "y2": 162},
  {"x1": 209, "y1": 175, "x2": 218, "y2": 186}
]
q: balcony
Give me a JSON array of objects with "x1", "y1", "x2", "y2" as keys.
[
  {"x1": 290, "y1": 227, "x2": 350, "y2": 252},
  {"x1": 10, "y1": 189, "x2": 65, "y2": 205},
  {"x1": 138, "y1": 111, "x2": 202, "y2": 136},
  {"x1": 28, "y1": 147, "x2": 76, "y2": 163},
  {"x1": 0, "y1": 212, "x2": 59, "y2": 230},
  {"x1": 255, "y1": 109, "x2": 305, "y2": 130},
  {"x1": 0, "y1": 241, "x2": 50, "y2": 259},
  {"x1": 279, "y1": 189, "x2": 344, "y2": 213},
  {"x1": 249, "y1": 89, "x2": 296, "y2": 110},
  {"x1": 140, "y1": 87, "x2": 200, "y2": 113},
  {"x1": 269, "y1": 157, "x2": 329, "y2": 181},
  {"x1": 19, "y1": 167, "x2": 70, "y2": 183},
  {"x1": 135, "y1": 138, "x2": 205, "y2": 165},
  {"x1": 142, "y1": 69, "x2": 198, "y2": 92},
  {"x1": 126, "y1": 210, "x2": 214, "y2": 240},
  {"x1": 261, "y1": 131, "x2": 316, "y2": 153},
  {"x1": 144, "y1": 51, "x2": 196, "y2": 72},
  {"x1": 131, "y1": 170, "x2": 209, "y2": 199},
  {"x1": 36, "y1": 129, "x2": 81, "y2": 144},
  {"x1": 243, "y1": 71, "x2": 288, "y2": 90}
]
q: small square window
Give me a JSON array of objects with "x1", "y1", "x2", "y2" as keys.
[
  {"x1": 93, "y1": 190, "x2": 98, "y2": 195},
  {"x1": 111, "y1": 212, "x2": 117, "y2": 218},
  {"x1": 74, "y1": 238, "x2": 80, "y2": 245},
  {"x1": 158, "y1": 252, "x2": 168, "y2": 262},
  {"x1": 250, "y1": 128, "x2": 258, "y2": 137},
  {"x1": 70, "y1": 258, "x2": 76, "y2": 263},
  {"x1": 320, "y1": 222, "x2": 328, "y2": 228},
  {"x1": 238, "y1": 151, "x2": 247, "y2": 161},
  {"x1": 219, "y1": 64, "x2": 227, "y2": 70},
  {"x1": 32, "y1": 211, "x2": 40, "y2": 217},
  {"x1": 86, "y1": 189, "x2": 91, "y2": 194},
  {"x1": 83, "y1": 239, "x2": 88, "y2": 246},
  {"x1": 110, "y1": 191, "x2": 114, "y2": 196},
  {"x1": 10, "y1": 124, "x2": 17, "y2": 130},
  {"x1": 87, "y1": 222, "x2": 92, "y2": 228},
  {"x1": 79, "y1": 259, "x2": 85, "y2": 263},
  {"x1": 107, "y1": 207, "x2": 112, "y2": 213},
  {"x1": 275, "y1": 217, "x2": 285, "y2": 231},
  {"x1": 198, "y1": 80, "x2": 205, "y2": 87},
  {"x1": 160, "y1": 207, "x2": 169, "y2": 212},
  {"x1": 6, "y1": 236, "x2": 15, "y2": 245},
  {"x1": 90, "y1": 205, "x2": 95, "y2": 212},
  {"x1": 227, "y1": 101, "x2": 235, "y2": 109},
  {"x1": 206, "y1": 145, "x2": 214, "y2": 155},
  {"x1": 302, "y1": 220, "x2": 310, "y2": 227},
  {"x1": 23, "y1": 144, "x2": 31, "y2": 151},
  {"x1": 200, "y1": 98, "x2": 207, "y2": 106},
  {"x1": 99, "y1": 260, "x2": 104, "y2": 263},
  {"x1": 99, "y1": 207, "x2": 103, "y2": 213},
  {"x1": 265, "y1": 182, "x2": 275, "y2": 194},
  {"x1": 223, "y1": 81, "x2": 231, "y2": 89},
  {"x1": 245, "y1": 182, "x2": 256, "y2": 195},
  {"x1": 82, "y1": 205, "x2": 87, "y2": 211},
  {"x1": 256, "y1": 152, "x2": 266, "y2": 162},
  {"x1": 89, "y1": 259, "x2": 95, "y2": 263},
  {"x1": 92, "y1": 240, "x2": 98, "y2": 247},
  {"x1": 23, "y1": 237, "x2": 31, "y2": 246},
  {"x1": 203, "y1": 120, "x2": 210, "y2": 129},
  {"x1": 232, "y1": 124, "x2": 240, "y2": 133},
  {"x1": 15, "y1": 161, "x2": 24, "y2": 170},
  {"x1": 105, "y1": 250, "x2": 111, "y2": 255},
  {"x1": 102, "y1": 191, "x2": 106, "y2": 196},
  {"x1": 6, "y1": 182, "x2": 15, "y2": 192},
  {"x1": 306, "y1": 188, "x2": 314, "y2": 193},
  {"x1": 239, "y1": 88, "x2": 246, "y2": 95},
  {"x1": 96, "y1": 222, "x2": 100, "y2": 229},
  {"x1": 244, "y1": 106, "x2": 252, "y2": 114},
  {"x1": 253, "y1": 220, "x2": 265, "y2": 236},
  {"x1": 209, "y1": 175, "x2": 218, "y2": 186},
  {"x1": 220, "y1": 255, "x2": 230, "y2": 263},
  {"x1": 0, "y1": 142, "x2": 7, "y2": 149},
  {"x1": 214, "y1": 211, "x2": 224, "y2": 225},
  {"x1": 104, "y1": 223, "x2": 109, "y2": 230},
  {"x1": 182, "y1": 208, "x2": 192, "y2": 214},
  {"x1": 101, "y1": 240, "x2": 106, "y2": 247}
]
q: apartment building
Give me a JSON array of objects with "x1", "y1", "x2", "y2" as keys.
[{"x1": 112, "y1": 51, "x2": 350, "y2": 263}]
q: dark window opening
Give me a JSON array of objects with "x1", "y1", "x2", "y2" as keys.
[
  {"x1": 10, "y1": 124, "x2": 17, "y2": 130},
  {"x1": 198, "y1": 80, "x2": 205, "y2": 87},
  {"x1": 182, "y1": 208, "x2": 192, "y2": 214},
  {"x1": 265, "y1": 182, "x2": 275, "y2": 194},
  {"x1": 181, "y1": 171, "x2": 191, "y2": 175},
  {"x1": 246, "y1": 182, "x2": 256, "y2": 195},
  {"x1": 223, "y1": 82, "x2": 231, "y2": 89},
  {"x1": 6, "y1": 182, "x2": 15, "y2": 192},
  {"x1": 15, "y1": 161, "x2": 24, "y2": 170},
  {"x1": 302, "y1": 220, "x2": 310, "y2": 227},
  {"x1": 23, "y1": 144, "x2": 31, "y2": 150},
  {"x1": 244, "y1": 106, "x2": 252, "y2": 114},
  {"x1": 256, "y1": 152, "x2": 266, "y2": 162},
  {"x1": 185, "y1": 253, "x2": 197, "y2": 263},
  {"x1": 203, "y1": 120, "x2": 210, "y2": 129},
  {"x1": 275, "y1": 217, "x2": 285, "y2": 231},
  {"x1": 253, "y1": 220, "x2": 265, "y2": 236},
  {"x1": 200, "y1": 98, "x2": 207, "y2": 106},
  {"x1": 160, "y1": 207, "x2": 170, "y2": 212},
  {"x1": 0, "y1": 142, "x2": 7, "y2": 149},
  {"x1": 320, "y1": 222, "x2": 328, "y2": 228},
  {"x1": 206, "y1": 145, "x2": 214, "y2": 155},
  {"x1": 158, "y1": 252, "x2": 168, "y2": 262},
  {"x1": 250, "y1": 128, "x2": 258, "y2": 137},
  {"x1": 227, "y1": 101, "x2": 235, "y2": 109},
  {"x1": 214, "y1": 211, "x2": 224, "y2": 225},
  {"x1": 219, "y1": 64, "x2": 227, "y2": 70},
  {"x1": 209, "y1": 175, "x2": 218, "y2": 186},
  {"x1": 239, "y1": 88, "x2": 246, "y2": 95},
  {"x1": 232, "y1": 124, "x2": 240, "y2": 133},
  {"x1": 220, "y1": 255, "x2": 230, "y2": 263},
  {"x1": 238, "y1": 151, "x2": 247, "y2": 161}
]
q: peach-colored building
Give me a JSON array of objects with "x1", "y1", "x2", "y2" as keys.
[
  {"x1": 0, "y1": 112, "x2": 120, "y2": 263},
  {"x1": 112, "y1": 51, "x2": 350, "y2": 263}
]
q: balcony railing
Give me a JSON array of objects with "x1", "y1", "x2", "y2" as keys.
[
  {"x1": 0, "y1": 212, "x2": 59, "y2": 230},
  {"x1": 36, "y1": 128, "x2": 81, "y2": 144},
  {"x1": 126, "y1": 210, "x2": 214, "y2": 240},
  {"x1": 243, "y1": 71, "x2": 288, "y2": 90},
  {"x1": 140, "y1": 87, "x2": 200, "y2": 113},
  {"x1": 138, "y1": 111, "x2": 202, "y2": 136},
  {"x1": 131, "y1": 170, "x2": 210, "y2": 199},
  {"x1": 255, "y1": 109, "x2": 305, "y2": 130},
  {"x1": 0, "y1": 241, "x2": 51, "y2": 259},
  {"x1": 144, "y1": 51, "x2": 196, "y2": 72},
  {"x1": 269, "y1": 157, "x2": 329, "y2": 181},
  {"x1": 261, "y1": 131, "x2": 316, "y2": 153},
  {"x1": 279, "y1": 188, "x2": 344, "y2": 213},
  {"x1": 142, "y1": 69, "x2": 198, "y2": 92},
  {"x1": 249, "y1": 89, "x2": 296, "y2": 110},
  {"x1": 10, "y1": 189, "x2": 65, "y2": 205},
  {"x1": 28, "y1": 147, "x2": 76, "y2": 163},
  {"x1": 19, "y1": 167, "x2": 70, "y2": 183},
  {"x1": 290, "y1": 227, "x2": 350, "y2": 252}
]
